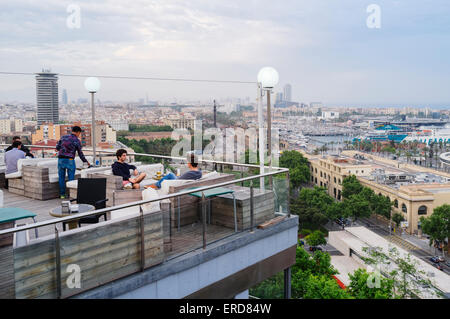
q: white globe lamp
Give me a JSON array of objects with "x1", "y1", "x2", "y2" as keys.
[
  {"x1": 84, "y1": 77, "x2": 101, "y2": 93},
  {"x1": 84, "y1": 77, "x2": 101, "y2": 166},
  {"x1": 257, "y1": 67, "x2": 279, "y2": 89}
]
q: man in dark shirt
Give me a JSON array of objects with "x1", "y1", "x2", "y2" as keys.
[
  {"x1": 5, "y1": 136, "x2": 34, "y2": 158},
  {"x1": 147, "y1": 152, "x2": 202, "y2": 189},
  {"x1": 56, "y1": 126, "x2": 90, "y2": 198},
  {"x1": 112, "y1": 149, "x2": 146, "y2": 189}
]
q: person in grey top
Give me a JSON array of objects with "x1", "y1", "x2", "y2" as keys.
[
  {"x1": 5, "y1": 141, "x2": 26, "y2": 175},
  {"x1": 148, "y1": 152, "x2": 202, "y2": 189}
]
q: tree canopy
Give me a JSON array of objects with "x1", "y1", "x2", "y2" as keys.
[
  {"x1": 348, "y1": 268, "x2": 394, "y2": 299},
  {"x1": 291, "y1": 187, "x2": 337, "y2": 229},
  {"x1": 361, "y1": 246, "x2": 440, "y2": 299},
  {"x1": 279, "y1": 150, "x2": 310, "y2": 189},
  {"x1": 420, "y1": 204, "x2": 450, "y2": 258},
  {"x1": 342, "y1": 175, "x2": 363, "y2": 199},
  {"x1": 305, "y1": 230, "x2": 327, "y2": 247}
]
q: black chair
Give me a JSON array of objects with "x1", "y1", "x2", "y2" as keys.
[{"x1": 63, "y1": 178, "x2": 108, "y2": 230}]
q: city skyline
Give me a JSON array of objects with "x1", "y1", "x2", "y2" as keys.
[{"x1": 0, "y1": 1, "x2": 450, "y2": 106}]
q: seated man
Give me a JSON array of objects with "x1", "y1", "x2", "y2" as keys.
[
  {"x1": 5, "y1": 141, "x2": 26, "y2": 175},
  {"x1": 5, "y1": 136, "x2": 34, "y2": 158},
  {"x1": 148, "y1": 152, "x2": 202, "y2": 189},
  {"x1": 112, "y1": 149, "x2": 146, "y2": 189}
]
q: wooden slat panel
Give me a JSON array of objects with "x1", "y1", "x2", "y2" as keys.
[
  {"x1": 211, "y1": 187, "x2": 275, "y2": 230},
  {"x1": 0, "y1": 245, "x2": 15, "y2": 299},
  {"x1": 13, "y1": 210, "x2": 164, "y2": 299},
  {"x1": 167, "y1": 173, "x2": 236, "y2": 228}
]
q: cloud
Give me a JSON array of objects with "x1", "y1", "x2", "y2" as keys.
[{"x1": 0, "y1": 0, "x2": 449, "y2": 105}]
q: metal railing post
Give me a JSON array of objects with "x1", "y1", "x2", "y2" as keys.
[
  {"x1": 54, "y1": 226, "x2": 62, "y2": 299},
  {"x1": 250, "y1": 181, "x2": 254, "y2": 232},
  {"x1": 284, "y1": 267, "x2": 291, "y2": 299},
  {"x1": 240, "y1": 171, "x2": 244, "y2": 187},
  {"x1": 168, "y1": 202, "x2": 172, "y2": 245},
  {"x1": 202, "y1": 193, "x2": 207, "y2": 249},
  {"x1": 286, "y1": 171, "x2": 291, "y2": 218},
  {"x1": 139, "y1": 206, "x2": 145, "y2": 271}
]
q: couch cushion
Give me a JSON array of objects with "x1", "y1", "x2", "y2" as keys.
[
  {"x1": 17, "y1": 158, "x2": 47, "y2": 173},
  {"x1": 141, "y1": 188, "x2": 160, "y2": 213},
  {"x1": 80, "y1": 166, "x2": 110, "y2": 178},
  {"x1": 160, "y1": 179, "x2": 190, "y2": 195},
  {"x1": 110, "y1": 206, "x2": 140, "y2": 220},
  {"x1": 49, "y1": 174, "x2": 59, "y2": 183},
  {"x1": 66, "y1": 179, "x2": 78, "y2": 189},
  {"x1": 36, "y1": 159, "x2": 59, "y2": 175},
  {"x1": 5, "y1": 171, "x2": 21, "y2": 179},
  {"x1": 200, "y1": 170, "x2": 219, "y2": 180}
]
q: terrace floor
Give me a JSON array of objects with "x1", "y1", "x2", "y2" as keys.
[{"x1": 2, "y1": 189, "x2": 65, "y2": 238}]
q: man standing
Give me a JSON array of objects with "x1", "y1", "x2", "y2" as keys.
[
  {"x1": 5, "y1": 141, "x2": 26, "y2": 175},
  {"x1": 5, "y1": 136, "x2": 34, "y2": 158},
  {"x1": 112, "y1": 149, "x2": 146, "y2": 189},
  {"x1": 56, "y1": 126, "x2": 90, "y2": 198}
]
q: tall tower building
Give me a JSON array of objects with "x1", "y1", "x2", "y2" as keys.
[
  {"x1": 62, "y1": 89, "x2": 68, "y2": 105},
  {"x1": 36, "y1": 70, "x2": 59, "y2": 124},
  {"x1": 275, "y1": 92, "x2": 284, "y2": 104},
  {"x1": 283, "y1": 84, "x2": 292, "y2": 102}
]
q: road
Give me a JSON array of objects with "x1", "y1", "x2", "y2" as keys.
[{"x1": 354, "y1": 217, "x2": 450, "y2": 275}]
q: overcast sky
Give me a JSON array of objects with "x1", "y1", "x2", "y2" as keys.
[{"x1": 0, "y1": 0, "x2": 449, "y2": 107}]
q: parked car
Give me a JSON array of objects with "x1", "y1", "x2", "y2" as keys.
[
  {"x1": 436, "y1": 256, "x2": 445, "y2": 263},
  {"x1": 310, "y1": 246, "x2": 323, "y2": 252},
  {"x1": 430, "y1": 256, "x2": 440, "y2": 263}
]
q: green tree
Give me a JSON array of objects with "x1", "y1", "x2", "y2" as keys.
[
  {"x1": 302, "y1": 274, "x2": 352, "y2": 299},
  {"x1": 305, "y1": 230, "x2": 327, "y2": 248},
  {"x1": 251, "y1": 244, "x2": 349, "y2": 299},
  {"x1": 341, "y1": 193, "x2": 371, "y2": 223},
  {"x1": 362, "y1": 246, "x2": 440, "y2": 298},
  {"x1": 290, "y1": 245, "x2": 349, "y2": 299},
  {"x1": 279, "y1": 150, "x2": 310, "y2": 189},
  {"x1": 348, "y1": 268, "x2": 394, "y2": 299},
  {"x1": 128, "y1": 124, "x2": 173, "y2": 132},
  {"x1": 420, "y1": 204, "x2": 450, "y2": 259},
  {"x1": 291, "y1": 187, "x2": 334, "y2": 230},
  {"x1": 249, "y1": 272, "x2": 284, "y2": 299},
  {"x1": 342, "y1": 175, "x2": 363, "y2": 199},
  {"x1": 392, "y1": 212, "x2": 405, "y2": 228},
  {"x1": 118, "y1": 137, "x2": 177, "y2": 164}
]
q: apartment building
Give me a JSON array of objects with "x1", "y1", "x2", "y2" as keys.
[
  {"x1": 165, "y1": 114, "x2": 196, "y2": 130},
  {"x1": 0, "y1": 119, "x2": 24, "y2": 134},
  {"x1": 305, "y1": 151, "x2": 450, "y2": 235},
  {"x1": 32, "y1": 121, "x2": 116, "y2": 146}
]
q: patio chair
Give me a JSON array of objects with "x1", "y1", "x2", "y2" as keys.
[{"x1": 63, "y1": 178, "x2": 108, "y2": 230}]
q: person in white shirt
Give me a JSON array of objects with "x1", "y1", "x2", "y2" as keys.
[{"x1": 5, "y1": 141, "x2": 26, "y2": 175}]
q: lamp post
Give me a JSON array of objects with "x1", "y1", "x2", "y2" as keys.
[
  {"x1": 84, "y1": 77, "x2": 101, "y2": 166},
  {"x1": 257, "y1": 82, "x2": 265, "y2": 190},
  {"x1": 257, "y1": 67, "x2": 279, "y2": 188}
]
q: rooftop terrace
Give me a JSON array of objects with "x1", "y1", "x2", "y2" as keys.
[{"x1": 0, "y1": 147, "x2": 296, "y2": 299}]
